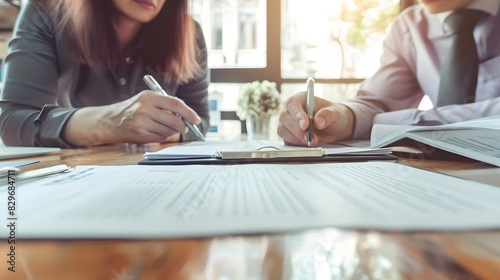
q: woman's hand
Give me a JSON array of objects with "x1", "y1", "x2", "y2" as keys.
[
  {"x1": 277, "y1": 91, "x2": 355, "y2": 146},
  {"x1": 63, "y1": 90, "x2": 201, "y2": 146}
]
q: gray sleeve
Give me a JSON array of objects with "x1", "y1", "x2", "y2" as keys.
[
  {"x1": 0, "y1": 1, "x2": 77, "y2": 147},
  {"x1": 178, "y1": 21, "x2": 210, "y2": 142}
]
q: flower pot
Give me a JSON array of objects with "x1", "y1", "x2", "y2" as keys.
[{"x1": 246, "y1": 116, "x2": 271, "y2": 140}]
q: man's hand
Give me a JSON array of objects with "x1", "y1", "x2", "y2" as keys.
[{"x1": 277, "y1": 91, "x2": 355, "y2": 146}]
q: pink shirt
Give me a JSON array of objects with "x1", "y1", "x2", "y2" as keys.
[{"x1": 344, "y1": 0, "x2": 500, "y2": 139}]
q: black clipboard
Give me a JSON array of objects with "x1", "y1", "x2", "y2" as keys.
[{"x1": 138, "y1": 154, "x2": 397, "y2": 165}]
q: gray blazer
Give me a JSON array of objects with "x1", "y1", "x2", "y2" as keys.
[{"x1": 0, "y1": 1, "x2": 209, "y2": 147}]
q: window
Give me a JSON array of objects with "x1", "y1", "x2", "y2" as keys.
[
  {"x1": 281, "y1": 0, "x2": 399, "y2": 79},
  {"x1": 191, "y1": 0, "x2": 266, "y2": 68},
  {"x1": 190, "y1": 0, "x2": 413, "y2": 135},
  {"x1": 239, "y1": 13, "x2": 257, "y2": 50}
]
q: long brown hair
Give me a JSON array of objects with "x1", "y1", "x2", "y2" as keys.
[{"x1": 33, "y1": 0, "x2": 202, "y2": 83}]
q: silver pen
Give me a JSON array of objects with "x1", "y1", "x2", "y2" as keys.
[
  {"x1": 305, "y1": 77, "x2": 315, "y2": 147},
  {"x1": 143, "y1": 74, "x2": 205, "y2": 141}
]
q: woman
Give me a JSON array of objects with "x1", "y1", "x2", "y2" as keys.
[{"x1": 0, "y1": 0, "x2": 209, "y2": 147}]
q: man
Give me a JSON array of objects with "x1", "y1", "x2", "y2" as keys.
[{"x1": 278, "y1": 0, "x2": 500, "y2": 146}]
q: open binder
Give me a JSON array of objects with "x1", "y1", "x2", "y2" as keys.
[{"x1": 139, "y1": 141, "x2": 396, "y2": 165}]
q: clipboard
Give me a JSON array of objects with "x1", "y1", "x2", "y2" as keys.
[
  {"x1": 139, "y1": 145, "x2": 397, "y2": 165},
  {"x1": 215, "y1": 146, "x2": 324, "y2": 159},
  {"x1": 138, "y1": 154, "x2": 397, "y2": 165}
]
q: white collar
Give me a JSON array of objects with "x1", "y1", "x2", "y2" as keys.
[{"x1": 435, "y1": 0, "x2": 499, "y2": 31}]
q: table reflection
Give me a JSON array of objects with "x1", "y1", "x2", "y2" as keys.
[{"x1": 8, "y1": 229, "x2": 498, "y2": 279}]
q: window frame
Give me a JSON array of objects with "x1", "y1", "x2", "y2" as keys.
[
  {"x1": 210, "y1": 0, "x2": 416, "y2": 128},
  {"x1": 209, "y1": 0, "x2": 416, "y2": 91}
]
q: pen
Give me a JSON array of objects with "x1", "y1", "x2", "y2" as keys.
[
  {"x1": 305, "y1": 77, "x2": 315, "y2": 146},
  {"x1": 0, "y1": 164, "x2": 71, "y2": 184},
  {"x1": 143, "y1": 74, "x2": 205, "y2": 141}
]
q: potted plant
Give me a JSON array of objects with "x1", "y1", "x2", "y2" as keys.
[{"x1": 236, "y1": 80, "x2": 282, "y2": 140}]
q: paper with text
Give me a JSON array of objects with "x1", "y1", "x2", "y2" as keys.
[
  {"x1": 371, "y1": 115, "x2": 500, "y2": 167},
  {"x1": 2, "y1": 162, "x2": 500, "y2": 239}
]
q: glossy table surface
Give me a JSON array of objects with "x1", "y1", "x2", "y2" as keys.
[{"x1": 1, "y1": 143, "x2": 499, "y2": 280}]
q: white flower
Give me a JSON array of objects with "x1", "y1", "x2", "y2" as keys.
[{"x1": 236, "y1": 80, "x2": 283, "y2": 120}]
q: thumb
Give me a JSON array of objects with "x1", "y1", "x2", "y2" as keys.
[{"x1": 314, "y1": 106, "x2": 343, "y2": 130}]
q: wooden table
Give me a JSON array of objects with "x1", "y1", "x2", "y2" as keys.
[{"x1": 1, "y1": 143, "x2": 500, "y2": 279}]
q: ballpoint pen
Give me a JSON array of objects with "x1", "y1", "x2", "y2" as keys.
[
  {"x1": 0, "y1": 164, "x2": 71, "y2": 184},
  {"x1": 305, "y1": 77, "x2": 315, "y2": 147},
  {"x1": 143, "y1": 74, "x2": 205, "y2": 141}
]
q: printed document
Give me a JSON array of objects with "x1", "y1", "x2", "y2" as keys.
[
  {"x1": 371, "y1": 115, "x2": 500, "y2": 167},
  {"x1": 2, "y1": 162, "x2": 500, "y2": 239}
]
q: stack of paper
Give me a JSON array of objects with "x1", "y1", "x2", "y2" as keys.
[
  {"x1": 2, "y1": 162, "x2": 500, "y2": 239},
  {"x1": 371, "y1": 115, "x2": 500, "y2": 167}
]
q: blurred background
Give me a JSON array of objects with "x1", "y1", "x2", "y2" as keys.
[
  {"x1": 0, "y1": 0, "x2": 420, "y2": 139},
  {"x1": 190, "y1": 0, "x2": 417, "y2": 136}
]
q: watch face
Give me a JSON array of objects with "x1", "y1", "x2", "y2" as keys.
[{"x1": 0, "y1": 3, "x2": 19, "y2": 30}]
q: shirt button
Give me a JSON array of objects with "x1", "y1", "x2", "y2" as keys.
[
  {"x1": 119, "y1": 78, "x2": 127, "y2": 86},
  {"x1": 125, "y1": 56, "x2": 134, "y2": 64}
]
